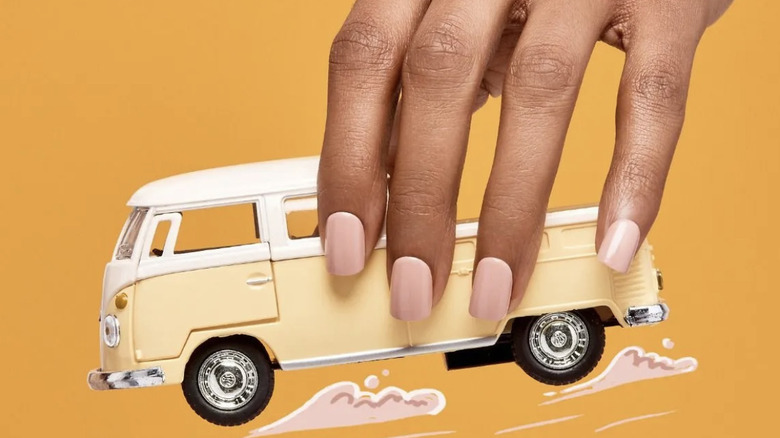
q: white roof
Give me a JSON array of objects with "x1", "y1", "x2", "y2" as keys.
[{"x1": 128, "y1": 156, "x2": 320, "y2": 207}]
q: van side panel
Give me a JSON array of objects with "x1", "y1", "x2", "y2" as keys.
[
  {"x1": 133, "y1": 261, "x2": 279, "y2": 361},
  {"x1": 119, "y1": 220, "x2": 657, "y2": 375},
  {"x1": 408, "y1": 240, "x2": 503, "y2": 344},
  {"x1": 264, "y1": 249, "x2": 410, "y2": 362},
  {"x1": 506, "y1": 224, "x2": 618, "y2": 321}
]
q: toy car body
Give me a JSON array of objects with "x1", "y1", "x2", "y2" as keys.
[{"x1": 87, "y1": 156, "x2": 668, "y2": 426}]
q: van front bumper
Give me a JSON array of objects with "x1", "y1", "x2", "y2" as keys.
[
  {"x1": 625, "y1": 303, "x2": 669, "y2": 327},
  {"x1": 87, "y1": 366, "x2": 165, "y2": 390}
]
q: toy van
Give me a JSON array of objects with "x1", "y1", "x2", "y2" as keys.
[{"x1": 87, "y1": 156, "x2": 668, "y2": 426}]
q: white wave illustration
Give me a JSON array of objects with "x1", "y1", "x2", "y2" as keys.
[
  {"x1": 541, "y1": 346, "x2": 697, "y2": 405},
  {"x1": 247, "y1": 381, "x2": 446, "y2": 436}
]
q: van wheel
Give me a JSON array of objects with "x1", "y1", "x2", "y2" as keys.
[
  {"x1": 182, "y1": 337, "x2": 274, "y2": 426},
  {"x1": 511, "y1": 310, "x2": 605, "y2": 386}
]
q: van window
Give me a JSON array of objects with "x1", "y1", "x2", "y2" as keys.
[
  {"x1": 284, "y1": 196, "x2": 319, "y2": 240},
  {"x1": 116, "y1": 207, "x2": 148, "y2": 260},
  {"x1": 148, "y1": 220, "x2": 171, "y2": 257},
  {"x1": 172, "y1": 203, "x2": 261, "y2": 254}
]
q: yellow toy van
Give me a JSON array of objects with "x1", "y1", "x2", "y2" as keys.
[{"x1": 87, "y1": 156, "x2": 668, "y2": 426}]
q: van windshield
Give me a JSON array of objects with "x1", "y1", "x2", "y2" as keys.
[{"x1": 115, "y1": 208, "x2": 149, "y2": 260}]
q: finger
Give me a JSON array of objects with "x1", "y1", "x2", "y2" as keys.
[
  {"x1": 387, "y1": 94, "x2": 402, "y2": 176},
  {"x1": 596, "y1": 10, "x2": 703, "y2": 273},
  {"x1": 470, "y1": 0, "x2": 611, "y2": 320},
  {"x1": 387, "y1": 0, "x2": 514, "y2": 321},
  {"x1": 481, "y1": 11, "x2": 525, "y2": 99},
  {"x1": 390, "y1": 16, "x2": 520, "y2": 176},
  {"x1": 318, "y1": 0, "x2": 429, "y2": 276}
]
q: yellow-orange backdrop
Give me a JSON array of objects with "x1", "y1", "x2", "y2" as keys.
[{"x1": 1, "y1": 1, "x2": 777, "y2": 437}]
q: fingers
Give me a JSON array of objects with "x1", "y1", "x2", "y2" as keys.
[
  {"x1": 318, "y1": 0, "x2": 429, "y2": 276},
  {"x1": 470, "y1": 0, "x2": 611, "y2": 320},
  {"x1": 596, "y1": 7, "x2": 703, "y2": 273},
  {"x1": 481, "y1": 12, "x2": 524, "y2": 99},
  {"x1": 387, "y1": 0, "x2": 513, "y2": 321}
]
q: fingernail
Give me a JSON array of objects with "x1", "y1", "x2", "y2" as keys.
[
  {"x1": 390, "y1": 257, "x2": 433, "y2": 321},
  {"x1": 324, "y1": 212, "x2": 365, "y2": 276},
  {"x1": 469, "y1": 257, "x2": 513, "y2": 321},
  {"x1": 598, "y1": 219, "x2": 641, "y2": 273}
]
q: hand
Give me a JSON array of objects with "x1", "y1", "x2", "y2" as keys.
[{"x1": 317, "y1": 0, "x2": 732, "y2": 321}]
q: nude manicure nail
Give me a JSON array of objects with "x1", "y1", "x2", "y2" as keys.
[
  {"x1": 390, "y1": 257, "x2": 433, "y2": 321},
  {"x1": 324, "y1": 212, "x2": 365, "y2": 276},
  {"x1": 598, "y1": 219, "x2": 641, "y2": 273},
  {"x1": 469, "y1": 257, "x2": 513, "y2": 321}
]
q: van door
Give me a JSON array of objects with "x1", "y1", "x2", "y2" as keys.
[
  {"x1": 265, "y1": 194, "x2": 410, "y2": 364},
  {"x1": 132, "y1": 202, "x2": 279, "y2": 362}
]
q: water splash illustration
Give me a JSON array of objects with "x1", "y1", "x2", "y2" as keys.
[
  {"x1": 364, "y1": 375, "x2": 379, "y2": 389},
  {"x1": 662, "y1": 338, "x2": 675, "y2": 349},
  {"x1": 541, "y1": 346, "x2": 697, "y2": 405},
  {"x1": 247, "y1": 379, "x2": 446, "y2": 436}
]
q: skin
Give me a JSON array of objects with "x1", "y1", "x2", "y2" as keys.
[{"x1": 318, "y1": 0, "x2": 733, "y2": 318}]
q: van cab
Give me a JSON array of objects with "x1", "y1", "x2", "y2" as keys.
[{"x1": 87, "y1": 156, "x2": 668, "y2": 426}]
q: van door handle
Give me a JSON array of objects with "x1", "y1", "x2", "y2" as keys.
[
  {"x1": 246, "y1": 276, "x2": 272, "y2": 286},
  {"x1": 450, "y1": 266, "x2": 473, "y2": 276}
]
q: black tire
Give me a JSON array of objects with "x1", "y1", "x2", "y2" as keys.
[
  {"x1": 182, "y1": 337, "x2": 274, "y2": 426},
  {"x1": 511, "y1": 309, "x2": 605, "y2": 386}
]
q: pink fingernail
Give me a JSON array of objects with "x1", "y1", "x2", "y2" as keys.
[
  {"x1": 598, "y1": 219, "x2": 641, "y2": 273},
  {"x1": 469, "y1": 257, "x2": 513, "y2": 321},
  {"x1": 324, "y1": 212, "x2": 365, "y2": 276},
  {"x1": 390, "y1": 257, "x2": 433, "y2": 321}
]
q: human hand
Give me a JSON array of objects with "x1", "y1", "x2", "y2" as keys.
[{"x1": 317, "y1": 0, "x2": 732, "y2": 321}]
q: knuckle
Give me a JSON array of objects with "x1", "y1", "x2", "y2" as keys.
[
  {"x1": 329, "y1": 19, "x2": 398, "y2": 74},
  {"x1": 506, "y1": 43, "x2": 578, "y2": 96},
  {"x1": 482, "y1": 196, "x2": 543, "y2": 227},
  {"x1": 480, "y1": 165, "x2": 550, "y2": 227},
  {"x1": 478, "y1": 198, "x2": 546, "y2": 262},
  {"x1": 319, "y1": 136, "x2": 385, "y2": 196},
  {"x1": 611, "y1": 150, "x2": 667, "y2": 202},
  {"x1": 403, "y1": 17, "x2": 478, "y2": 84},
  {"x1": 628, "y1": 58, "x2": 688, "y2": 113},
  {"x1": 388, "y1": 172, "x2": 453, "y2": 219},
  {"x1": 328, "y1": 130, "x2": 379, "y2": 173}
]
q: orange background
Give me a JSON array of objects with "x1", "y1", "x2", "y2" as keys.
[{"x1": 1, "y1": 1, "x2": 778, "y2": 437}]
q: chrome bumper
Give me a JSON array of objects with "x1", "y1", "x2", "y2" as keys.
[
  {"x1": 87, "y1": 366, "x2": 165, "y2": 390},
  {"x1": 625, "y1": 303, "x2": 670, "y2": 327}
]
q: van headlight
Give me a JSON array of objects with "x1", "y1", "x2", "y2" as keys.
[{"x1": 102, "y1": 314, "x2": 120, "y2": 348}]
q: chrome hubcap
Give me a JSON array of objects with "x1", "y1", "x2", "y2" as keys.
[
  {"x1": 219, "y1": 371, "x2": 237, "y2": 389},
  {"x1": 529, "y1": 312, "x2": 589, "y2": 370},
  {"x1": 198, "y1": 349, "x2": 258, "y2": 410}
]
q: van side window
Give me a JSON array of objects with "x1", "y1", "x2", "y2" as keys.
[
  {"x1": 284, "y1": 196, "x2": 319, "y2": 240},
  {"x1": 173, "y1": 203, "x2": 260, "y2": 254},
  {"x1": 148, "y1": 220, "x2": 171, "y2": 257}
]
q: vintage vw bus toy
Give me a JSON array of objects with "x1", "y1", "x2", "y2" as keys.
[{"x1": 87, "y1": 156, "x2": 668, "y2": 426}]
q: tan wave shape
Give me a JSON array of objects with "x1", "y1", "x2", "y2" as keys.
[
  {"x1": 541, "y1": 346, "x2": 697, "y2": 406},
  {"x1": 247, "y1": 381, "x2": 446, "y2": 436}
]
